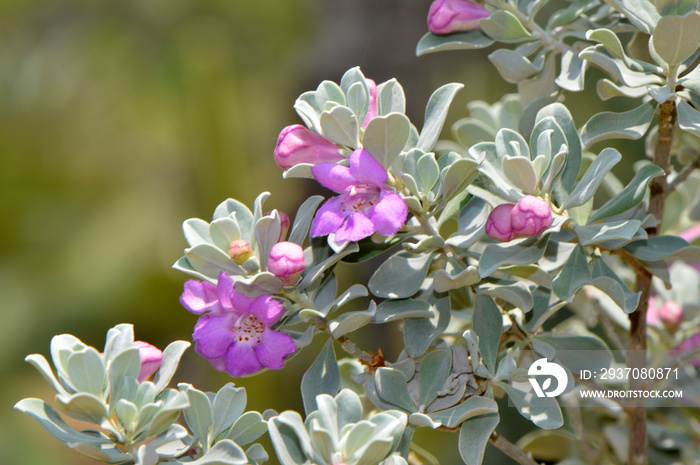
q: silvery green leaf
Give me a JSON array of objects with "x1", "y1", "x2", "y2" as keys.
[
  {"x1": 294, "y1": 98, "x2": 321, "y2": 134},
  {"x1": 496, "y1": 128, "x2": 530, "y2": 160},
  {"x1": 408, "y1": 412, "x2": 441, "y2": 429},
  {"x1": 648, "y1": 83, "x2": 675, "y2": 103},
  {"x1": 624, "y1": 235, "x2": 700, "y2": 260},
  {"x1": 267, "y1": 411, "x2": 312, "y2": 465},
  {"x1": 433, "y1": 266, "x2": 481, "y2": 293},
  {"x1": 458, "y1": 413, "x2": 499, "y2": 465},
  {"x1": 283, "y1": 163, "x2": 315, "y2": 180},
  {"x1": 25, "y1": 354, "x2": 69, "y2": 397},
  {"x1": 50, "y1": 334, "x2": 86, "y2": 390},
  {"x1": 563, "y1": 148, "x2": 622, "y2": 209},
  {"x1": 503, "y1": 265, "x2": 553, "y2": 288},
  {"x1": 652, "y1": 12, "x2": 700, "y2": 65},
  {"x1": 534, "y1": 104, "x2": 580, "y2": 202},
  {"x1": 586, "y1": 29, "x2": 659, "y2": 73},
  {"x1": 329, "y1": 302, "x2": 376, "y2": 338},
  {"x1": 362, "y1": 113, "x2": 411, "y2": 168},
  {"x1": 315, "y1": 80, "x2": 346, "y2": 108},
  {"x1": 453, "y1": 118, "x2": 495, "y2": 147},
  {"x1": 320, "y1": 106, "x2": 359, "y2": 148},
  {"x1": 181, "y1": 385, "x2": 214, "y2": 449},
  {"x1": 15, "y1": 398, "x2": 109, "y2": 445},
  {"x1": 552, "y1": 244, "x2": 591, "y2": 301},
  {"x1": 340, "y1": 67, "x2": 369, "y2": 99},
  {"x1": 417, "y1": 83, "x2": 464, "y2": 152},
  {"x1": 55, "y1": 392, "x2": 109, "y2": 423},
  {"x1": 403, "y1": 236, "x2": 444, "y2": 253},
  {"x1": 313, "y1": 274, "x2": 337, "y2": 310},
  {"x1": 489, "y1": 49, "x2": 542, "y2": 83},
  {"x1": 677, "y1": 99, "x2": 700, "y2": 138},
  {"x1": 115, "y1": 399, "x2": 138, "y2": 432},
  {"x1": 591, "y1": 257, "x2": 641, "y2": 313},
  {"x1": 556, "y1": 50, "x2": 587, "y2": 92},
  {"x1": 404, "y1": 295, "x2": 451, "y2": 358},
  {"x1": 227, "y1": 411, "x2": 267, "y2": 445},
  {"x1": 368, "y1": 252, "x2": 434, "y2": 299},
  {"x1": 323, "y1": 284, "x2": 368, "y2": 316},
  {"x1": 587, "y1": 164, "x2": 664, "y2": 223},
  {"x1": 299, "y1": 242, "x2": 359, "y2": 290},
  {"x1": 547, "y1": 0, "x2": 601, "y2": 28},
  {"x1": 67, "y1": 347, "x2": 105, "y2": 396},
  {"x1": 580, "y1": 101, "x2": 655, "y2": 146},
  {"x1": 256, "y1": 212, "x2": 281, "y2": 271},
  {"x1": 173, "y1": 256, "x2": 213, "y2": 283},
  {"x1": 375, "y1": 368, "x2": 416, "y2": 412},
  {"x1": 655, "y1": 0, "x2": 698, "y2": 15},
  {"x1": 574, "y1": 220, "x2": 641, "y2": 246},
  {"x1": 502, "y1": 155, "x2": 538, "y2": 193},
  {"x1": 148, "y1": 390, "x2": 190, "y2": 437},
  {"x1": 70, "y1": 442, "x2": 132, "y2": 463},
  {"x1": 479, "y1": 236, "x2": 550, "y2": 277},
  {"x1": 580, "y1": 46, "x2": 664, "y2": 87},
  {"x1": 289, "y1": 196, "x2": 324, "y2": 246},
  {"x1": 109, "y1": 347, "x2": 141, "y2": 398},
  {"x1": 214, "y1": 199, "x2": 254, "y2": 239},
  {"x1": 429, "y1": 396, "x2": 499, "y2": 430},
  {"x1": 416, "y1": 152, "x2": 440, "y2": 194},
  {"x1": 374, "y1": 299, "x2": 433, "y2": 323},
  {"x1": 234, "y1": 272, "x2": 283, "y2": 296},
  {"x1": 540, "y1": 149, "x2": 567, "y2": 195},
  {"x1": 437, "y1": 160, "x2": 480, "y2": 227},
  {"x1": 381, "y1": 455, "x2": 409, "y2": 465},
  {"x1": 135, "y1": 382, "x2": 157, "y2": 409},
  {"x1": 419, "y1": 349, "x2": 452, "y2": 408},
  {"x1": 135, "y1": 444, "x2": 158, "y2": 465},
  {"x1": 478, "y1": 281, "x2": 534, "y2": 312},
  {"x1": 210, "y1": 218, "x2": 242, "y2": 251},
  {"x1": 377, "y1": 79, "x2": 406, "y2": 116},
  {"x1": 189, "y1": 439, "x2": 249, "y2": 465},
  {"x1": 536, "y1": 334, "x2": 611, "y2": 372},
  {"x1": 154, "y1": 340, "x2": 190, "y2": 393},
  {"x1": 501, "y1": 384, "x2": 563, "y2": 429},
  {"x1": 479, "y1": 10, "x2": 531, "y2": 42},
  {"x1": 185, "y1": 244, "x2": 245, "y2": 278},
  {"x1": 301, "y1": 339, "x2": 340, "y2": 415},
  {"x1": 416, "y1": 31, "x2": 494, "y2": 56},
  {"x1": 346, "y1": 81, "x2": 369, "y2": 124},
  {"x1": 473, "y1": 296, "x2": 503, "y2": 373},
  {"x1": 445, "y1": 197, "x2": 489, "y2": 248},
  {"x1": 246, "y1": 443, "x2": 269, "y2": 465},
  {"x1": 605, "y1": 0, "x2": 659, "y2": 34},
  {"x1": 596, "y1": 79, "x2": 649, "y2": 100},
  {"x1": 184, "y1": 218, "x2": 214, "y2": 247}
]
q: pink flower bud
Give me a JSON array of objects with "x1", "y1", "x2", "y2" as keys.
[
  {"x1": 510, "y1": 195, "x2": 552, "y2": 236},
  {"x1": 133, "y1": 341, "x2": 163, "y2": 382},
  {"x1": 485, "y1": 203, "x2": 518, "y2": 242},
  {"x1": 427, "y1": 0, "x2": 490, "y2": 35},
  {"x1": 229, "y1": 239, "x2": 254, "y2": 265},
  {"x1": 274, "y1": 125, "x2": 345, "y2": 170},
  {"x1": 268, "y1": 241, "x2": 306, "y2": 286},
  {"x1": 646, "y1": 297, "x2": 660, "y2": 326},
  {"x1": 658, "y1": 301, "x2": 683, "y2": 330},
  {"x1": 361, "y1": 79, "x2": 377, "y2": 130},
  {"x1": 265, "y1": 211, "x2": 290, "y2": 241}
]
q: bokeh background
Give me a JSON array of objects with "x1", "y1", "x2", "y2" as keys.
[{"x1": 1, "y1": 1, "x2": 619, "y2": 464}]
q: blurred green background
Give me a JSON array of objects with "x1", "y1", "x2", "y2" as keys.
[{"x1": 0, "y1": 0, "x2": 594, "y2": 463}]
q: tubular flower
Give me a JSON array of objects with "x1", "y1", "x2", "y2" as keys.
[
  {"x1": 485, "y1": 203, "x2": 517, "y2": 242},
  {"x1": 180, "y1": 272, "x2": 295, "y2": 377},
  {"x1": 268, "y1": 241, "x2": 306, "y2": 286},
  {"x1": 274, "y1": 124, "x2": 345, "y2": 170},
  {"x1": 133, "y1": 341, "x2": 163, "y2": 382},
  {"x1": 427, "y1": 0, "x2": 490, "y2": 35},
  {"x1": 510, "y1": 195, "x2": 552, "y2": 236},
  {"x1": 310, "y1": 148, "x2": 407, "y2": 242}
]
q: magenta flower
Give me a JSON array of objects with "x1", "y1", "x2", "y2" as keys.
[
  {"x1": 510, "y1": 195, "x2": 552, "y2": 236},
  {"x1": 427, "y1": 0, "x2": 490, "y2": 35},
  {"x1": 268, "y1": 241, "x2": 306, "y2": 286},
  {"x1": 132, "y1": 341, "x2": 163, "y2": 382},
  {"x1": 485, "y1": 203, "x2": 517, "y2": 242},
  {"x1": 361, "y1": 79, "x2": 377, "y2": 130},
  {"x1": 274, "y1": 125, "x2": 345, "y2": 170},
  {"x1": 180, "y1": 273, "x2": 295, "y2": 377},
  {"x1": 310, "y1": 148, "x2": 407, "y2": 242}
]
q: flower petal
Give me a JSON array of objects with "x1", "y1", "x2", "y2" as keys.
[
  {"x1": 349, "y1": 149, "x2": 387, "y2": 187},
  {"x1": 255, "y1": 328, "x2": 296, "y2": 370},
  {"x1": 369, "y1": 191, "x2": 407, "y2": 236},
  {"x1": 334, "y1": 212, "x2": 375, "y2": 242},
  {"x1": 224, "y1": 342, "x2": 263, "y2": 377},
  {"x1": 193, "y1": 314, "x2": 236, "y2": 359},
  {"x1": 312, "y1": 163, "x2": 355, "y2": 193},
  {"x1": 311, "y1": 196, "x2": 347, "y2": 237},
  {"x1": 249, "y1": 295, "x2": 286, "y2": 325},
  {"x1": 180, "y1": 280, "x2": 219, "y2": 314},
  {"x1": 216, "y1": 272, "x2": 236, "y2": 311}
]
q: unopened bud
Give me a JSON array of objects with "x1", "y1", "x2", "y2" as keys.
[
  {"x1": 485, "y1": 203, "x2": 517, "y2": 242},
  {"x1": 268, "y1": 241, "x2": 306, "y2": 286},
  {"x1": 427, "y1": 0, "x2": 490, "y2": 35},
  {"x1": 510, "y1": 195, "x2": 552, "y2": 236},
  {"x1": 229, "y1": 239, "x2": 254, "y2": 265},
  {"x1": 274, "y1": 125, "x2": 344, "y2": 170},
  {"x1": 133, "y1": 341, "x2": 163, "y2": 382},
  {"x1": 659, "y1": 301, "x2": 683, "y2": 330}
]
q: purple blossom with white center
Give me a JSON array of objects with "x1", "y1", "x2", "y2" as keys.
[
  {"x1": 310, "y1": 148, "x2": 407, "y2": 242},
  {"x1": 510, "y1": 195, "x2": 552, "y2": 236},
  {"x1": 180, "y1": 272, "x2": 295, "y2": 377}
]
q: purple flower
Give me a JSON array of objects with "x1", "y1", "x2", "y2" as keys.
[
  {"x1": 274, "y1": 125, "x2": 345, "y2": 170},
  {"x1": 361, "y1": 79, "x2": 377, "y2": 130},
  {"x1": 310, "y1": 148, "x2": 407, "y2": 242},
  {"x1": 672, "y1": 332, "x2": 700, "y2": 366},
  {"x1": 510, "y1": 195, "x2": 552, "y2": 236},
  {"x1": 485, "y1": 203, "x2": 518, "y2": 242},
  {"x1": 427, "y1": 0, "x2": 490, "y2": 35},
  {"x1": 180, "y1": 273, "x2": 295, "y2": 377},
  {"x1": 268, "y1": 241, "x2": 306, "y2": 286},
  {"x1": 133, "y1": 341, "x2": 163, "y2": 382}
]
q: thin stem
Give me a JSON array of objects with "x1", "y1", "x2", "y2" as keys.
[
  {"x1": 502, "y1": 3, "x2": 577, "y2": 55},
  {"x1": 311, "y1": 315, "x2": 376, "y2": 364},
  {"x1": 412, "y1": 209, "x2": 468, "y2": 269},
  {"x1": 667, "y1": 153, "x2": 700, "y2": 195},
  {"x1": 489, "y1": 431, "x2": 540, "y2": 465}
]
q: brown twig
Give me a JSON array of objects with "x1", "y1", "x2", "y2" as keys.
[
  {"x1": 667, "y1": 153, "x2": 700, "y2": 195},
  {"x1": 489, "y1": 431, "x2": 540, "y2": 465}
]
